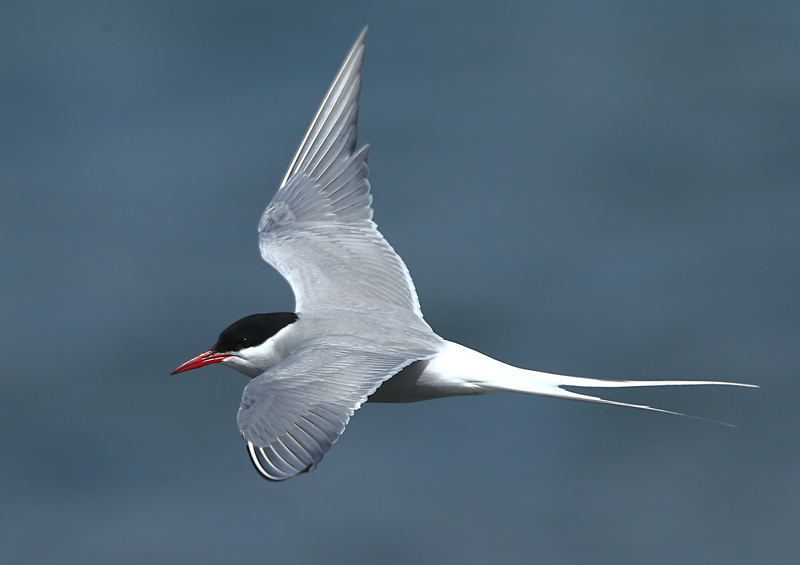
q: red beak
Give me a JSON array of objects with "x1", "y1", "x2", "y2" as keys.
[{"x1": 171, "y1": 350, "x2": 230, "y2": 375}]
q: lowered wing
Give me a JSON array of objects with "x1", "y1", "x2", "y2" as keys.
[{"x1": 238, "y1": 336, "x2": 435, "y2": 480}]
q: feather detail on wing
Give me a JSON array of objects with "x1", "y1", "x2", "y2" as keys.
[
  {"x1": 259, "y1": 28, "x2": 423, "y2": 317},
  {"x1": 238, "y1": 337, "x2": 435, "y2": 481}
]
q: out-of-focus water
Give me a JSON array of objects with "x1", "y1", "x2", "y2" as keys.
[{"x1": 1, "y1": 2, "x2": 798, "y2": 563}]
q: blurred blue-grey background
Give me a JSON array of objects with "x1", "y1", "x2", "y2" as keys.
[{"x1": 1, "y1": 1, "x2": 798, "y2": 563}]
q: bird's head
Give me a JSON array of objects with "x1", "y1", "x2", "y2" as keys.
[{"x1": 171, "y1": 312, "x2": 299, "y2": 378}]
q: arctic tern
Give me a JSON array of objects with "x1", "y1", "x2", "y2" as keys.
[{"x1": 172, "y1": 28, "x2": 756, "y2": 481}]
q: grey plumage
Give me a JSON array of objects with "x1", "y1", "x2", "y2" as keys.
[
  {"x1": 243, "y1": 29, "x2": 441, "y2": 479},
  {"x1": 258, "y1": 28, "x2": 423, "y2": 318},
  {"x1": 238, "y1": 330, "x2": 437, "y2": 480},
  {"x1": 173, "y1": 27, "x2": 756, "y2": 483}
]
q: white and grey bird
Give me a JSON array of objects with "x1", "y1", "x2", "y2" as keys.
[{"x1": 172, "y1": 28, "x2": 756, "y2": 481}]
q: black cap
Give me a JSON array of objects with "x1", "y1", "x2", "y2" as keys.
[{"x1": 212, "y1": 313, "x2": 298, "y2": 353}]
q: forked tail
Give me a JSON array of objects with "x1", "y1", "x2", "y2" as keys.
[{"x1": 430, "y1": 341, "x2": 758, "y2": 426}]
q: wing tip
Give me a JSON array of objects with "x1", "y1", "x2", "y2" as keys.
[
  {"x1": 246, "y1": 441, "x2": 313, "y2": 482},
  {"x1": 357, "y1": 25, "x2": 369, "y2": 45},
  {"x1": 279, "y1": 27, "x2": 370, "y2": 188}
]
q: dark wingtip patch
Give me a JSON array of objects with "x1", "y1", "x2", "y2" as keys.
[
  {"x1": 212, "y1": 312, "x2": 298, "y2": 353},
  {"x1": 246, "y1": 441, "x2": 312, "y2": 482}
]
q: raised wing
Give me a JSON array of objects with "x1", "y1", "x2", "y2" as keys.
[
  {"x1": 259, "y1": 28, "x2": 423, "y2": 317},
  {"x1": 238, "y1": 337, "x2": 434, "y2": 481}
]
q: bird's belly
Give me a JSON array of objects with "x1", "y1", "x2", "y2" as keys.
[{"x1": 368, "y1": 343, "x2": 489, "y2": 403}]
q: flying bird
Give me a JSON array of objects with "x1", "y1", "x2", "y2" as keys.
[{"x1": 172, "y1": 28, "x2": 756, "y2": 481}]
